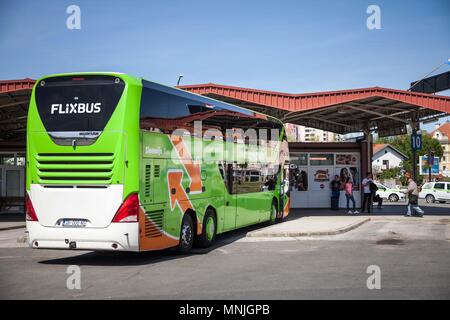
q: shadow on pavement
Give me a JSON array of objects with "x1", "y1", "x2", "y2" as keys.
[
  {"x1": 32, "y1": 200, "x2": 450, "y2": 266},
  {"x1": 0, "y1": 213, "x2": 25, "y2": 223},
  {"x1": 288, "y1": 201, "x2": 450, "y2": 218},
  {"x1": 37, "y1": 221, "x2": 271, "y2": 267}
]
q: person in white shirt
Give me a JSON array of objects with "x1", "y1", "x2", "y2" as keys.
[
  {"x1": 404, "y1": 172, "x2": 424, "y2": 217},
  {"x1": 361, "y1": 172, "x2": 373, "y2": 213}
]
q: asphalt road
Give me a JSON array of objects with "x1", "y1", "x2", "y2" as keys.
[{"x1": 0, "y1": 203, "x2": 449, "y2": 299}]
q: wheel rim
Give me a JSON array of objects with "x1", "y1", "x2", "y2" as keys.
[
  {"x1": 205, "y1": 216, "x2": 215, "y2": 241},
  {"x1": 426, "y1": 195, "x2": 434, "y2": 203},
  {"x1": 181, "y1": 222, "x2": 192, "y2": 247},
  {"x1": 390, "y1": 194, "x2": 398, "y2": 202}
]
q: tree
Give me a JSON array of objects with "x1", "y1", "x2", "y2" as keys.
[
  {"x1": 375, "y1": 133, "x2": 443, "y2": 180},
  {"x1": 378, "y1": 167, "x2": 401, "y2": 180}
]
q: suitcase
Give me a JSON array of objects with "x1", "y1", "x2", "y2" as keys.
[{"x1": 331, "y1": 196, "x2": 339, "y2": 210}]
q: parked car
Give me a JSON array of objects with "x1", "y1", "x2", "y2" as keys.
[
  {"x1": 375, "y1": 183, "x2": 405, "y2": 202},
  {"x1": 419, "y1": 182, "x2": 450, "y2": 203}
]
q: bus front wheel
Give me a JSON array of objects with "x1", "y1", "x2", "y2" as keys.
[
  {"x1": 178, "y1": 214, "x2": 194, "y2": 253},
  {"x1": 269, "y1": 201, "x2": 278, "y2": 224},
  {"x1": 197, "y1": 208, "x2": 217, "y2": 248}
]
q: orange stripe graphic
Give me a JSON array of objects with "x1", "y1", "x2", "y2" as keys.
[
  {"x1": 168, "y1": 170, "x2": 202, "y2": 235},
  {"x1": 138, "y1": 208, "x2": 179, "y2": 251},
  {"x1": 170, "y1": 135, "x2": 203, "y2": 193},
  {"x1": 283, "y1": 198, "x2": 290, "y2": 218}
]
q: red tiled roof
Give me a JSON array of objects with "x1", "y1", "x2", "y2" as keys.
[
  {"x1": 432, "y1": 122, "x2": 450, "y2": 139},
  {"x1": 373, "y1": 143, "x2": 388, "y2": 154},
  {"x1": 372, "y1": 143, "x2": 408, "y2": 160}
]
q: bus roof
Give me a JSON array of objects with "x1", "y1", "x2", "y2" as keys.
[{"x1": 141, "y1": 78, "x2": 283, "y2": 125}]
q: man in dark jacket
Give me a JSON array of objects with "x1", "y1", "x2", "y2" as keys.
[{"x1": 330, "y1": 175, "x2": 341, "y2": 210}]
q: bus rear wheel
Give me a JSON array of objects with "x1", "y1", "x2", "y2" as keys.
[
  {"x1": 178, "y1": 214, "x2": 194, "y2": 253},
  {"x1": 196, "y1": 208, "x2": 217, "y2": 248}
]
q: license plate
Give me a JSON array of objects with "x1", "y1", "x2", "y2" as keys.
[{"x1": 60, "y1": 219, "x2": 87, "y2": 228}]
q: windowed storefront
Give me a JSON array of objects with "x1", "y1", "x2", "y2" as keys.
[
  {"x1": 288, "y1": 143, "x2": 366, "y2": 209},
  {"x1": 0, "y1": 152, "x2": 25, "y2": 213}
]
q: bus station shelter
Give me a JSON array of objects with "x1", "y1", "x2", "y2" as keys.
[
  {"x1": 0, "y1": 79, "x2": 34, "y2": 212},
  {"x1": 179, "y1": 83, "x2": 450, "y2": 208},
  {"x1": 1, "y1": 78, "x2": 450, "y2": 210}
]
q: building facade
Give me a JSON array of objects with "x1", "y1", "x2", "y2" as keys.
[
  {"x1": 372, "y1": 144, "x2": 407, "y2": 173},
  {"x1": 285, "y1": 123, "x2": 340, "y2": 143},
  {"x1": 431, "y1": 122, "x2": 450, "y2": 177}
]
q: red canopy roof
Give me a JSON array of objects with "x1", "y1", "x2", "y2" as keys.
[{"x1": 179, "y1": 83, "x2": 450, "y2": 134}]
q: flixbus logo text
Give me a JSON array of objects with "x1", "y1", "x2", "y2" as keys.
[{"x1": 50, "y1": 103, "x2": 102, "y2": 114}]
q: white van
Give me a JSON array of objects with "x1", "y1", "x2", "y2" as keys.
[{"x1": 419, "y1": 182, "x2": 450, "y2": 203}]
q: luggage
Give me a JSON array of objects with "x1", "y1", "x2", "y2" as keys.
[
  {"x1": 409, "y1": 194, "x2": 418, "y2": 205},
  {"x1": 331, "y1": 196, "x2": 339, "y2": 210}
]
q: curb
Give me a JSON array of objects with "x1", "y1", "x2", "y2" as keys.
[
  {"x1": 246, "y1": 217, "x2": 371, "y2": 238},
  {"x1": 0, "y1": 225, "x2": 26, "y2": 232}
]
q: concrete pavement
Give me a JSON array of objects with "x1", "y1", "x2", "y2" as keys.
[
  {"x1": 0, "y1": 214, "x2": 25, "y2": 231},
  {"x1": 1, "y1": 217, "x2": 449, "y2": 299},
  {"x1": 247, "y1": 216, "x2": 370, "y2": 237}
]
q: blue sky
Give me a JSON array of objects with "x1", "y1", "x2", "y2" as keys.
[{"x1": 1, "y1": 0, "x2": 449, "y2": 130}]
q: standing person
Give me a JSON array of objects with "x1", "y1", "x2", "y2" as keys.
[
  {"x1": 330, "y1": 175, "x2": 341, "y2": 210},
  {"x1": 361, "y1": 172, "x2": 374, "y2": 213},
  {"x1": 404, "y1": 172, "x2": 424, "y2": 217},
  {"x1": 344, "y1": 177, "x2": 358, "y2": 214}
]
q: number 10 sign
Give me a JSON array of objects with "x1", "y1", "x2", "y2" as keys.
[{"x1": 411, "y1": 133, "x2": 422, "y2": 151}]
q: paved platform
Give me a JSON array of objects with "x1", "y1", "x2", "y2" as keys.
[
  {"x1": 0, "y1": 221, "x2": 25, "y2": 231},
  {"x1": 246, "y1": 216, "x2": 370, "y2": 237},
  {"x1": 0, "y1": 214, "x2": 25, "y2": 231}
]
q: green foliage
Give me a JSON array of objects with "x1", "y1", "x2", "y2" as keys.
[
  {"x1": 377, "y1": 167, "x2": 401, "y2": 180},
  {"x1": 375, "y1": 133, "x2": 443, "y2": 176}
]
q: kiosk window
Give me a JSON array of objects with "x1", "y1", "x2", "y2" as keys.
[{"x1": 309, "y1": 154, "x2": 334, "y2": 166}]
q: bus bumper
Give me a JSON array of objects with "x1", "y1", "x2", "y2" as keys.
[{"x1": 26, "y1": 221, "x2": 139, "y2": 252}]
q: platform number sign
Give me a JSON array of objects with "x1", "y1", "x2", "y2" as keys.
[{"x1": 411, "y1": 133, "x2": 422, "y2": 151}]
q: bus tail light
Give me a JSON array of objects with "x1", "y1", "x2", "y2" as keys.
[
  {"x1": 25, "y1": 194, "x2": 39, "y2": 221},
  {"x1": 112, "y1": 193, "x2": 139, "y2": 223}
]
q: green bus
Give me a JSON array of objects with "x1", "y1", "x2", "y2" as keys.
[{"x1": 25, "y1": 73, "x2": 290, "y2": 252}]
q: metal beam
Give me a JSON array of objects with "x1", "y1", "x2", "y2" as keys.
[
  {"x1": 308, "y1": 116, "x2": 361, "y2": 131},
  {"x1": 0, "y1": 116, "x2": 27, "y2": 125},
  {"x1": 345, "y1": 105, "x2": 409, "y2": 123},
  {"x1": 372, "y1": 109, "x2": 413, "y2": 121},
  {"x1": 282, "y1": 107, "x2": 334, "y2": 122},
  {"x1": 0, "y1": 100, "x2": 29, "y2": 109},
  {"x1": 347, "y1": 101, "x2": 416, "y2": 113}
]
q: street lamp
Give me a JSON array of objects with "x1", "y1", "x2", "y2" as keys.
[{"x1": 177, "y1": 74, "x2": 183, "y2": 86}]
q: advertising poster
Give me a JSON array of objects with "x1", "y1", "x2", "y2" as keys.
[
  {"x1": 309, "y1": 167, "x2": 332, "y2": 191},
  {"x1": 335, "y1": 154, "x2": 359, "y2": 166},
  {"x1": 419, "y1": 156, "x2": 439, "y2": 175},
  {"x1": 335, "y1": 167, "x2": 360, "y2": 191}
]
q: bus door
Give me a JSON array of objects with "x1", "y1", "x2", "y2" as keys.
[
  {"x1": 235, "y1": 165, "x2": 271, "y2": 227},
  {"x1": 223, "y1": 162, "x2": 237, "y2": 231}
]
